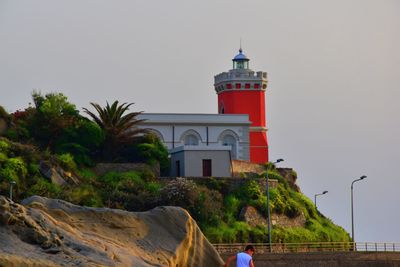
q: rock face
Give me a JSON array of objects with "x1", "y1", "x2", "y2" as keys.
[
  {"x1": 0, "y1": 196, "x2": 224, "y2": 267},
  {"x1": 39, "y1": 161, "x2": 80, "y2": 186},
  {"x1": 239, "y1": 206, "x2": 266, "y2": 227}
]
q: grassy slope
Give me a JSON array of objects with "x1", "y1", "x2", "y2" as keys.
[{"x1": 203, "y1": 171, "x2": 350, "y2": 243}]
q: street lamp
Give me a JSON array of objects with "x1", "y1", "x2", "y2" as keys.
[
  {"x1": 266, "y1": 158, "x2": 284, "y2": 252},
  {"x1": 9, "y1": 181, "x2": 16, "y2": 202},
  {"x1": 314, "y1": 190, "x2": 328, "y2": 209},
  {"x1": 351, "y1": 175, "x2": 367, "y2": 246}
]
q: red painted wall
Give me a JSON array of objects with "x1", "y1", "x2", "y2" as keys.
[
  {"x1": 218, "y1": 90, "x2": 266, "y2": 127},
  {"x1": 218, "y1": 90, "x2": 269, "y2": 163},
  {"x1": 250, "y1": 131, "x2": 269, "y2": 163}
]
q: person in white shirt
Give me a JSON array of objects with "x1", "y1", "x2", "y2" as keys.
[{"x1": 224, "y1": 245, "x2": 255, "y2": 267}]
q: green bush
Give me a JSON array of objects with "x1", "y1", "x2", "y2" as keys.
[
  {"x1": 96, "y1": 171, "x2": 162, "y2": 211},
  {"x1": 0, "y1": 139, "x2": 9, "y2": 153},
  {"x1": 160, "y1": 178, "x2": 223, "y2": 227},
  {"x1": 57, "y1": 153, "x2": 77, "y2": 171},
  {"x1": 223, "y1": 195, "x2": 241, "y2": 223},
  {"x1": 55, "y1": 143, "x2": 93, "y2": 167},
  {"x1": 99, "y1": 171, "x2": 143, "y2": 191},
  {"x1": 236, "y1": 180, "x2": 263, "y2": 201},
  {"x1": 65, "y1": 184, "x2": 103, "y2": 207},
  {"x1": 77, "y1": 168, "x2": 98, "y2": 183},
  {"x1": 28, "y1": 178, "x2": 62, "y2": 197},
  {"x1": 285, "y1": 198, "x2": 302, "y2": 218},
  {"x1": 0, "y1": 152, "x2": 8, "y2": 163},
  {"x1": 0, "y1": 157, "x2": 27, "y2": 184}
]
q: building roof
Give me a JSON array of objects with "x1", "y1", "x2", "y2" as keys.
[{"x1": 138, "y1": 113, "x2": 251, "y2": 125}]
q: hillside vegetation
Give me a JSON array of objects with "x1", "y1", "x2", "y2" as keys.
[{"x1": 0, "y1": 92, "x2": 350, "y2": 244}]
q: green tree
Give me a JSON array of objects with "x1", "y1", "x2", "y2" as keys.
[
  {"x1": 27, "y1": 91, "x2": 80, "y2": 149},
  {"x1": 83, "y1": 101, "x2": 147, "y2": 161},
  {"x1": 5, "y1": 91, "x2": 103, "y2": 166}
]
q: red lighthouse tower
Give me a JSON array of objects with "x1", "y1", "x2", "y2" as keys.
[{"x1": 214, "y1": 49, "x2": 269, "y2": 163}]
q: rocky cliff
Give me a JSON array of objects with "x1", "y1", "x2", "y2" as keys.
[{"x1": 0, "y1": 196, "x2": 224, "y2": 267}]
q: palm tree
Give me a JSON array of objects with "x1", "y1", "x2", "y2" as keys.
[{"x1": 83, "y1": 101, "x2": 147, "y2": 160}]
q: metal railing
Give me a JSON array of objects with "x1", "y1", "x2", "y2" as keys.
[{"x1": 213, "y1": 242, "x2": 400, "y2": 254}]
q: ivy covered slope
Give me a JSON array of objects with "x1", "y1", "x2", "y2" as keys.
[
  {"x1": 201, "y1": 168, "x2": 351, "y2": 243},
  {"x1": 0, "y1": 92, "x2": 350, "y2": 244}
]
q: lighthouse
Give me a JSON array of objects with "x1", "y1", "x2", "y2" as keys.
[{"x1": 214, "y1": 49, "x2": 269, "y2": 163}]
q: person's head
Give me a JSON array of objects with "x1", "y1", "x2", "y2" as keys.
[{"x1": 244, "y1": 245, "x2": 255, "y2": 255}]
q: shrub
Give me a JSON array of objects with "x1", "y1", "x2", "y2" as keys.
[
  {"x1": 0, "y1": 139, "x2": 9, "y2": 153},
  {"x1": 77, "y1": 168, "x2": 98, "y2": 183},
  {"x1": 99, "y1": 171, "x2": 143, "y2": 191},
  {"x1": 55, "y1": 143, "x2": 93, "y2": 167},
  {"x1": 192, "y1": 186, "x2": 223, "y2": 226},
  {"x1": 57, "y1": 153, "x2": 77, "y2": 171},
  {"x1": 223, "y1": 195, "x2": 241, "y2": 223},
  {"x1": 160, "y1": 178, "x2": 223, "y2": 227},
  {"x1": 203, "y1": 226, "x2": 224, "y2": 243},
  {"x1": 97, "y1": 171, "x2": 161, "y2": 211},
  {"x1": 28, "y1": 178, "x2": 62, "y2": 198},
  {"x1": 0, "y1": 157, "x2": 27, "y2": 183},
  {"x1": 0, "y1": 152, "x2": 8, "y2": 163},
  {"x1": 160, "y1": 178, "x2": 197, "y2": 207},
  {"x1": 236, "y1": 180, "x2": 263, "y2": 201},
  {"x1": 65, "y1": 184, "x2": 103, "y2": 207},
  {"x1": 284, "y1": 198, "x2": 302, "y2": 218}
]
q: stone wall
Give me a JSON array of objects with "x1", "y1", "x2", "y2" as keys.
[
  {"x1": 232, "y1": 160, "x2": 266, "y2": 177},
  {"x1": 219, "y1": 252, "x2": 400, "y2": 267},
  {"x1": 231, "y1": 162, "x2": 299, "y2": 192},
  {"x1": 93, "y1": 163, "x2": 160, "y2": 176}
]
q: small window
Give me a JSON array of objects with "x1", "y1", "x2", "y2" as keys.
[
  {"x1": 226, "y1": 84, "x2": 232, "y2": 89},
  {"x1": 245, "y1": 83, "x2": 250, "y2": 89},
  {"x1": 235, "y1": 83, "x2": 241, "y2": 89},
  {"x1": 254, "y1": 83, "x2": 260, "y2": 89}
]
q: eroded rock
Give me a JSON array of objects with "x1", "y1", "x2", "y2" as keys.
[{"x1": 0, "y1": 195, "x2": 223, "y2": 267}]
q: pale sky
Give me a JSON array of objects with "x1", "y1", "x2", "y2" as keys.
[{"x1": 1, "y1": 0, "x2": 400, "y2": 243}]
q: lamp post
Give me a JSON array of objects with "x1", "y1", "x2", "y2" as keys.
[
  {"x1": 9, "y1": 181, "x2": 16, "y2": 202},
  {"x1": 351, "y1": 175, "x2": 367, "y2": 248},
  {"x1": 314, "y1": 190, "x2": 328, "y2": 209},
  {"x1": 266, "y1": 158, "x2": 284, "y2": 252}
]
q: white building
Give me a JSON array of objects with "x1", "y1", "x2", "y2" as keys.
[{"x1": 137, "y1": 113, "x2": 251, "y2": 177}]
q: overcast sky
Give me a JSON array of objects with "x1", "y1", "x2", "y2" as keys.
[{"x1": 1, "y1": 0, "x2": 400, "y2": 243}]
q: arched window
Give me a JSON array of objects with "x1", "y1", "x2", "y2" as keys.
[
  {"x1": 184, "y1": 134, "x2": 199, "y2": 145},
  {"x1": 222, "y1": 134, "x2": 237, "y2": 159}
]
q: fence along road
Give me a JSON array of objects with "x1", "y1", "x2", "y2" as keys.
[{"x1": 213, "y1": 242, "x2": 400, "y2": 254}]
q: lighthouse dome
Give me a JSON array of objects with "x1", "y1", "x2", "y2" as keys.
[{"x1": 233, "y1": 48, "x2": 249, "y2": 61}]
